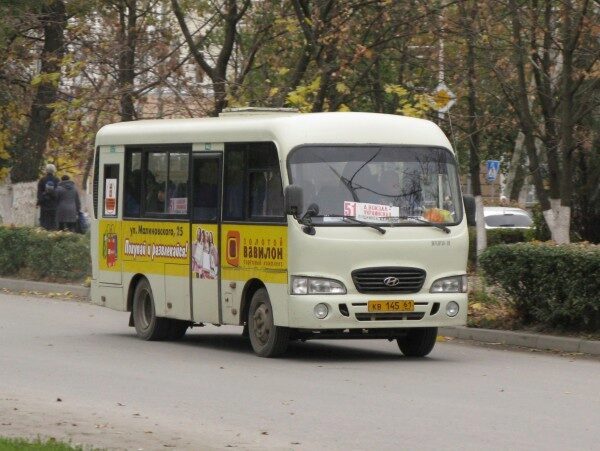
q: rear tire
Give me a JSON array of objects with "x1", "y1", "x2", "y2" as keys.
[
  {"x1": 396, "y1": 327, "x2": 438, "y2": 357},
  {"x1": 132, "y1": 279, "x2": 169, "y2": 341},
  {"x1": 248, "y1": 288, "x2": 289, "y2": 357}
]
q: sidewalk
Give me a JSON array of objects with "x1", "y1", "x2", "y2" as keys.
[
  {"x1": 0, "y1": 276, "x2": 598, "y2": 356},
  {"x1": 0, "y1": 276, "x2": 90, "y2": 298},
  {"x1": 439, "y1": 326, "x2": 600, "y2": 356}
]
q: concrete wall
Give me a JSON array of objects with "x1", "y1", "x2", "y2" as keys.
[{"x1": 0, "y1": 182, "x2": 38, "y2": 226}]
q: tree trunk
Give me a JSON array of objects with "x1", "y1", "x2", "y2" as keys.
[
  {"x1": 545, "y1": 0, "x2": 584, "y2": 245},
  {"x1": 460, "y1": 1, "x2": 486, "y2": 255},
  {"x1": 543, "y1": 199, "x2": 571, "y2": 244},
  {"x1": 10, "y1": 0, "x2": 66, "y2": 183},
  {"x1": 504, "y1": 132, "x2": 526, "y2": 202},
  {"x1": 118, "y1": 0, "x2": 138, "y2": 122},
  {"x1": 508, "y1": 0, "x2": 550, "y2": 214},
  {"x1": 171, "y1": 0, "x2": 249, "y2": 117}
]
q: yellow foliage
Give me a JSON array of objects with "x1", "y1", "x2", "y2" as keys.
[
  {"x1": 285, "y1": 76, "x2": 321, "y2": 112},
  {"x1": 0, "y1": 104, "x2": 17, "y2": 182},
  {"x1": 337, "y1": 103, "x2": 351, "y2": 112},
  {"x1": 335, "y1": 82, "x2": 350, "y2": 95},
  {"x1": 274, "y1": 17, "x2": 298, "y2": 34},
  {"x1": 386, "y1": 84, "x2": 432, "y2": 119},
  {"x1": 384, "y1": 84, "x2": 408, "y2": 97},
  {"x1": 31, "y1": 72, "x2": 61, "y2": 88}
]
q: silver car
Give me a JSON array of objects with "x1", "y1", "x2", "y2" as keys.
[{"x1": 483, "y1": 206, "x2": 533, "y2": 229}]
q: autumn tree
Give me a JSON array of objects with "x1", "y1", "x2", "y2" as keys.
[
  {"x1": 481, "y1": 0, "x2": 599, "y2": 243},
  {"x1": 171, "y1": 0, "x2": 256, "y2": 116},
  {"x1": 8, "y1": 0, "x2": 67, "y2": 183}
]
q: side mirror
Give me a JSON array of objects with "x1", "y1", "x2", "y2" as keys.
[
  {"x1": 284, "y1": 185, "x2": 304, "y2": 216},
  {"x1": 303, "y1": 203, "x2": 319, "y2": 219},
  {"x1": 463, "y1": 195, "x2": 476, "y2": 226}
]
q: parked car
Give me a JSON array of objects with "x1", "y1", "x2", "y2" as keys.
[{"x1": 483, "y1": 206, "x2": 533, "y2": 229}]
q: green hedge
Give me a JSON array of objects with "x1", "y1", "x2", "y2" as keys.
[
  {"x1": 479, "y1": 242, "x2": 600, "y2": 331},
  {"x1": 468, "y1": 227, "x2": 529, "y2": 268},
  {"x1": 0, "y1": 226, "x2": 90, "y2": 282}
]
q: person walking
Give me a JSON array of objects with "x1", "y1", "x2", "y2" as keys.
[
  {"x1": 36, "y1": 164, "x2": 60, "y2": 230},
  {"x1": 56, "y1": 175, "x2": 81, "y2": 232}
]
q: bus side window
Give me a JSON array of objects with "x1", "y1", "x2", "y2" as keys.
[
  {"x1": 167, "y1": 152, "x2": 189, "y2": 215},
  {"x1": 224, "y1": 142, "x2": 283, "y2": 222},
  {"x1": 145, "y1": 152, "x2": 168, "y2": 214},
  {"x1": 124, "y1": 151, "x2": 142, "y2": 217},
  {"x1": 247, "y1": 143, "x2": 283, "y2": 220},
  {"x1": 249, "y1": 170, "x2": 283, "y2": 217},
  {"x1": 192, "y1": 157, "x2": 218, "y2": 221},
  {"x1": 223, "y1": 148, "x2": 244, "y2": 220}
]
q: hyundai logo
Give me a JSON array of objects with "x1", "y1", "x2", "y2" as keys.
[{"x1": 383, "y1": 276, "x2": 400, "y2": 287}]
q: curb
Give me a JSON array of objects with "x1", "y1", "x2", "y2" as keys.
[
  {"x1": 440, "y1": 326, "x2": 600, "y2": 356},
  {"x1": 0, "y1": 277, "x2": 90, "y2": 299}
]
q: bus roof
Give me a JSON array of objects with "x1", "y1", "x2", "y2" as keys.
[{"x1": 95, "y1": 112, "x2": 454, "y2": 155}]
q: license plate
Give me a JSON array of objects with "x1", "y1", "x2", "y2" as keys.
[{"x1": 368, "y1": 300, "x2": 414, "y2": 312}]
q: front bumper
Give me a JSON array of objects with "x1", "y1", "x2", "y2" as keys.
[{"x1": 287, "y1": 293, "x2": 467, "y2": 330}]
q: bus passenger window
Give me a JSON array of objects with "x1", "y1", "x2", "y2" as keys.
[
  {"x1": 249, "y1": 171, "x2": 265, "y2": 216},
  {"x1": 224, "y1": 142, "x2": 283, "y2": 222},
  {"x1": 145, "y1": 152, "x2": 167, "y2": 214},
  {"x1": 193, "y1": 157, "x2": 219, "y2": 221},
  {"x1": 223, "y1": 149, "x2": 244, "y2": 220},
  {"x1": 124, "y1": 151, "x2": 141, "y2": 217},
  {"x1": 167, "y1": 152, "x2": 189, "y2": 215},
  {"x1": 265, "y1": 170, "x2": 284, "y2": 216},
  {"x1": 249, "y1": 170, "x2": 283, "y2": 217}
]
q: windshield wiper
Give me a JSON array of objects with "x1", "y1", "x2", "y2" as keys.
[
  {"x1": 320, "y1": 215, "x2": 386, "y2": 235},
  {"x1": 399, "y1": 216, "x2": 451, "y2": 234}
]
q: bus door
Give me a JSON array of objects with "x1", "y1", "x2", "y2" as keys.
[
  {"x1": 190, "y1": 153, "x2": 222, "y2": 324},
  {"x1": 98, "y1": 151, "x2": 122, "y2": 285}
]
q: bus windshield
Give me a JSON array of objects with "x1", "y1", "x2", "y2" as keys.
[{"x1": 288, "y1": 145, "x2": 463, "y2": 225}]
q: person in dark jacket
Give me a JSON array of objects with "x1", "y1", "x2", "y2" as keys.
[
  {"x1": 56, "y1": 175, "x2": 81, "y2": 232},
  {"x1": 37, "y1": 164, "x2": 60, "y2": 230}
]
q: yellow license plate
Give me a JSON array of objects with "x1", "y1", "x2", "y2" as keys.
[{"x1": 368, "y1": 300, "x2": 414, "y2": 312}]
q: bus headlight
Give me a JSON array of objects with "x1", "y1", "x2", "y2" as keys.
[
  {"x1": 430, "y1": 275, "x2": 468, "y2": 293},
  {"x1": 291, "y1": 276, "x2": 347, "y2": 295}
]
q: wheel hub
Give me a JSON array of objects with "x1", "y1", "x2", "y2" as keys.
[
  {"x1": 140, "y1": 290, "x2": 152, "y2": 329},
  {"x1": 252, "y1": 303, "x2": 271, "y2": 346}
]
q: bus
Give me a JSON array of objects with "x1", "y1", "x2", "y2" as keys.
[{"x1": 91, "y1": 109, "x2": 471, "y2": 358}]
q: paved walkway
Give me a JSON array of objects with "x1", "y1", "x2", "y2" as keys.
[
  {"x1": 1, "y1": 276, "x2": 598, "y2": 356},
  {"x1": 440, "y1": 326, "x2": 600, "y2": 356}
]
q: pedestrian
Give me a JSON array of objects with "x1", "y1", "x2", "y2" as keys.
[
  {"x1": 56, "y1": 175, "x2": 81, "y2": 232},
  {"x1": 36, "y1": 163, "x2": 60, "y2": 230}
]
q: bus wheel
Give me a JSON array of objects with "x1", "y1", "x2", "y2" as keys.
[
  {"x1": 248, "y1": 288, "x2": 289, "y2": 357},
  {"x1": 132, "y1": 279, "x2": 169, "y2": 341},
  {"x1": 396, "y1": 327, "x2": 438, "y2": 357}
]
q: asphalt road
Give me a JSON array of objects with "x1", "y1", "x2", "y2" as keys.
[{"x1": 1, "y1": 293, "x2": 599, "y2": 451}]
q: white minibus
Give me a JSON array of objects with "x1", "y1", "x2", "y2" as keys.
[{"x1": 91, "y1": 110, "x2": 470, "y2": 357}]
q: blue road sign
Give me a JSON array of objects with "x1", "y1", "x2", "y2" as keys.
[{"x1": 486, "y1": 160, "x2": 500, "y2": 182}]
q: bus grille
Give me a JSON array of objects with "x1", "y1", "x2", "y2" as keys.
[
  {"x1": 355, "y1": 312, "x2": 425, "y2": 321},
  {"x1": 351, "y1": 267, "x2": 426, "y2": 294}
]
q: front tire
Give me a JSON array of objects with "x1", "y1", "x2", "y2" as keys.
[
  {"x1": 248, "y1": 288, "x2": 289, "y2": 357},
  {"x1": 396, "y1": 327, "x2": 438, "y2": 357},
  {"x1": 132, "y1": 279, "x2": 169, "y2": 341}
]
